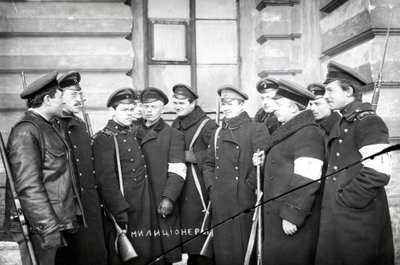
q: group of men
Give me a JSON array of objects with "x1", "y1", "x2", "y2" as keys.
[{"x1": 3, "y1": 60, "x2": 394, "y2": 265}]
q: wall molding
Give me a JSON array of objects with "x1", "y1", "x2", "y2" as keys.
[
  {"x1": 256, "y1": 0, "x2": 300, "y2": 11},
  {"x1": 258, "y1": 69, "x2": 302, "y2": 78},
  {"x1": 257, "y1": 33, "x2": 301, "y2": 44},
  {"x1": 320, "y1": 0, "x2": 348, "y2": 13},
  {"x1": 322, "y1": 28, "x2": 400, "y2": 57}
]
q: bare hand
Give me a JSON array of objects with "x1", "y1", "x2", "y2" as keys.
[
  {"x1": 252, "y1": 150, "x2": 265, "y2": 166},
  {"x1": 158, "y1": 197, "x2": 174, "y2": 217},
  {"x1": 282, "y1": 219, "x2": 297, "y2": 235}
]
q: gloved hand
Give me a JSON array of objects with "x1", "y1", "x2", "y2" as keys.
[
  {"x1": 41, "y1": 230, "x2": 61, "y2": 249},
  {"x1": 185, "y1": 150, "x2": 197, "y2": 164},
  {"x1": 158, "y1": 197, "x2": 174, "y2": 218},
  {"x1": 115, "y1": 211, "x2": 128, "y2": 229}
]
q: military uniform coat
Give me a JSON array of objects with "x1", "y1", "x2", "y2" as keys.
[
  {"x1": 92, "y1": 120, "x2": 162, "y2": 265},
  {"x1": 136, "y1": 118, "x2": 186, "y2": 263},
  {"x1": 172, "y1": 106, "x2": 218, "y2": 255},
  {"x1": 203, "y1": 112, "x2": 269, "y2": 265},
  {"x1": 262, "y1": 110, "x2": 324, "y2": 265},
  {"x1": 315, "y1": 101, "x2": 394, "y2": 265},
  {"x1": 254, "y1": 108, "x2": 281, "y2": 134},
  {"x1": 53, "y1": 112, "x2": 107, "y2": 265}
]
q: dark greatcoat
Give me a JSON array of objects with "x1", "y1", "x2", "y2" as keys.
[
  {"x1": 262, "y1": 110, "x2": 324, "y2": 265},
  {"x1": 254, "y1": 108, "x2": 281, "y2": 134},
  {"x1": 317, "y1": 111, "x2": 341, "y2": 161},
  {"x1": 53, "y1": 112, "x2": 107, "y2": 265},
  {"x1": 203, "y1": 111, "x2": 269, "y2": 265},
  {"x1": 171, "y1": 106, "x2": 218, "y2": 256},
  {"x1": 136, "y1": 118, "x2": 186, "y2": 263},
  {"x1": 92, "y1": 120, "x2": 162, "y2": 265},
  {"x1": 315, "y1": 101, "x2": 394, "y2": 265}
]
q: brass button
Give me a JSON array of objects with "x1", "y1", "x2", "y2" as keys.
[
  {"x1": 333, "y1": 166, "x2": 338, "y2": 170},
  {"x1": 332, "y1": 177, "x2": 337, "y2": 181},
  {"x1": 336, "y1": 153, "x2": 340, "y2": 157},
  {"x1": 338, "y1": 139, "x2": 343, "y2": 144},
  {"x1": 344, "y1": 129, "x2": 348, "y2": 133},
  {"x1": 235, "y1": 177, "x2": 238, "y2": 180}
]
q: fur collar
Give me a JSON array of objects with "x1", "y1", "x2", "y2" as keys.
[
  {"x1": 265, "y1": 110, "x2": 317, "y2": 151},
  {"x1": 254, "y1": 108, "x2": 281, "y2": 134},
  {"x1": 222, "y1": 111, "x2": 252, "y2": 130},
  {"x1": 318, "y1": 112, "x2": 341, "y2": 134},
  {"x1": 172, "y1": 106, "x2": 207, "y2": 130}
]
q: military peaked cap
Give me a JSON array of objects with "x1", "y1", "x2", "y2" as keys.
[
  {"x1": 141, "y1": 87, "x2": 169, "y2": 105},
  {"x1": 107, "y1": 88, "x2": 135, "y2": 108},
  {"x1": 218, "y1": 85, "x2": 248, "y2": 101},
  {"x1": 324, "y1": 61, "x2": 368, "y2": 86},
  {"x1": 58, "y1": 71, "x2": 81, "y2": 91},
  {"x1": 172, "y1": 83, "x2": 198, "y2": 100},
  {"x1": 256, "y1": 77, "x2": 279, "y2": 93},
  {"x1": 307, "y1": 83, "x2": 326, "y2": 98},
  {"x1": 275, "y1": 80, "x2": 315, "y2": 106},
  {"x1": 132, "y1": 88, "x2": 142, "y2": 101},
  {"x1": 20, "y1": 71, "x2": 60, "y2": 99}
]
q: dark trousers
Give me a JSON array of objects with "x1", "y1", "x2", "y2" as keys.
[
  {"x1": 187, "y1": 254, "x2": 215, "y2": 265},
  {"x1": 12, "y1": 232, "x2": 63, "y2": 265}
]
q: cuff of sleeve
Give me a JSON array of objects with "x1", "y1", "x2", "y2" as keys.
[
  {"x1": 280, "y1": 203, "x2": 309, "y2": 227},
  {"x1": 36, "y1": 219, "x2": 60, "y2": 237}
]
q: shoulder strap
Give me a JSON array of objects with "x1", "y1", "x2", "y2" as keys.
[
  {"x1": 112, "y1": 134, "x2": 124, "y2": 197},
  {"x1": 189, "y1": 118, "x2": 210, "y2": 150}
]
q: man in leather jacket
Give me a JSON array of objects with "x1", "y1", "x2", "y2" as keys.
[{"x1": 4, "y1": 71, "x2": 84, "y2": 265}]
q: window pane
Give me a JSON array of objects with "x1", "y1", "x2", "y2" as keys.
[
  {"x1": 196, "y1": 0, "x2": 236, "y2": 19},
  {"x1": 196, "y1": 65, "x2": 238, "y2": 111},
  {"x1": 148, "y1": 65, "x2": 191, "y2": 111},
  {"x1": 148, "y1": 0, "x2": 189, "y2": 19},
  {"x1": 152, "y1": 23, "x2": 187, "y2": 62},
  {"x1": 196, "y1": 21, "x2": 237, "y2": 64}
]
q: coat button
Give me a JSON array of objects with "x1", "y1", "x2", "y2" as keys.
[
  {"x1": 333, "y1": 166, "x2": 338, "y2": 170},
  {"x1": 76, "y1": 158, "x2": 80, "y2": 162},
  {"x1": 128, "y1": 149, "x2": 131, "y2": 152},
  {"x1": 216, "y1": 156, "x2": 219, "y2": 160},
  {"x1": 216, "y1": 166, "x2": 219, "y2": 169},
  {"x1": 93, "y1": 171, "x2": 95, "y2": 174},
  {"x1": 235, "y1": 177, "x2": 238, "y2": 180},
  {"x1": 236, "y1": 146, "x2": 239, "y2": 149},
  {"x1": 73, "y1": 145, "x2": 77, "y2": 149},
  {"x1": 132, "y1": 169, "x2": 135, "y2": 172},
  {"x1": 145, "y1": 175, "x2": 147, "y2": 178},
  {"x1": 79, "y1": 173, "x2": 82, "y2": 176},
  {"x1": 271, "y1": 160, "x2": 275, "y2": 164},
  {"x1": 344, "y1": 129, "x2": 348, "y2": 133},
  {"x1": 336, "y1": 153, "x2": 340, "y2": 157},
  {"x1": 338, "y1": 139, "x2": 343, "y2": 144},
  {"x1": 134, "y1": 178, "x2": 137, "y2": 181},
  {"x1": 130, "y1": 159, "x2": 134, "y2": 162},
  {"x1": 144, "y1": 165, "x2": 147, "y2": 168},
  {"x1": 123, "y1": 139, "x2": 127, "y2": 142},
  {"x1": 215, "y1": 176, "x2": 218, "y2": 179},
  {"x1": 332, "y1": 177, "x2": 337, "y2": 181},
  {"x1": 216, "y1": 146, "x2": 219, "y2": 149},
  {"x1": 68, "y1": 131, "x2": 71, "y2": 134},
  {"x1": 235, "y1": 166, "x2": 238, "y2": 170}
]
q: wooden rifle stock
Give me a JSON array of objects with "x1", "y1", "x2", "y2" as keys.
[
  {"x1": 0, "y1": 132, "x2": 38, "y2": 265},
  {"x1": 371, "y1": 10, "x2": 393, "y2": 112},
  {"x1": 199, "y1": 201, "x2": 214, "y2": 257}
]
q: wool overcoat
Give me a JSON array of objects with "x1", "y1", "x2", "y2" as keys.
[
  {"x1": 315, "y1": 101, "x2": 394, "y2": 265},
  {"x1": 172, "y1": 106, "x2": 218, "y2": 256},
  {"x1": 262, "y1": 110, "x2": 324, "y2": 265},
  {"x1": 203, "y1": 111, "x2": 269, "y2": 265},
  {"x1": 92, "y1": 120, "x2": 162, "y2": 265},
  {"x1": 53, "y1": 112, "x2": 107, "y2": 265},
  {"x1": 136, "y1": 118, "x2": 186, "y2": 264}
]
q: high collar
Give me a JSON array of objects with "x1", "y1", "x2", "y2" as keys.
[
  {"x1": 341, "y1": 100, "x2": 373, "y2": 122},
  {"x1": 172, "y1": 105, "x2": 207, "y2": 130},
  {"x1": 266, "y1": 109, "x2": 316, "y2": 151},
  {"x1": 222, "y1": 111, "x2": 252, "y2": 130},
  {"x1": 318, "y1": 111, "x2": 341, "y2": 134},
  {"x1": 59, "y1": 110, "x2": 83, "y2": 123},
  {"x1": 106, "y1": 119, "x2": 131, "y2": 134},
  {"x1": 144, "y1": 118, "x2": 166, "y2": 132},
  {"x1": 341, "y1": 100, "x2": 361, "y2": 116}
]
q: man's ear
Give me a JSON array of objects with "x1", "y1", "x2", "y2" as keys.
[
  {"x1": 43, "y1": 94, "x2": 51, "y2": 106},
  {"x1": 109, "y1": 107, "x2": 116, "y2": 116},
  {"x1": 345, "y1": 85, "x2": 354, "y2": 97}
]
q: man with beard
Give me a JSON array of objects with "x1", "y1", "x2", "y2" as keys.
[
  {"x1": 92, "y1": 88, "x2": 162, "y2": 265},
  {"x1": 171, "y1": 84, "x2": 217, "y2": 265},
  {"x1": 136, "y1": 87, "x2": 186, "y2": 264},
  {"x1": 203, "y1": 85, "x2": 269, "y2": 265},
  {"x1": 4, "y1": 72, "x2": 84, "y2": 265},
  {"x1": 315, "y1": 61, "x2": 394, "y2": 265},
  {"x1": 253, "y1": 80, "x2": 325, "y2": 265},
  {"x1": 53, "y1": 71, "x2": 107, "y2": 265},
  {"x1": 254, "y1": 77, "x2": 281, "y2": 134}
]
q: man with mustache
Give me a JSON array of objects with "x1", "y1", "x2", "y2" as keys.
[
  {"x1": 315, "y1": 61, "x2": 394, "y2": 265},
  {"x1": 53, "y1": 71, "x2": 107, "y2": 265}
]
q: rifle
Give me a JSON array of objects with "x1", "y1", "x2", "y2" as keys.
[
  {"x1": 244, "y1": 150, "x2": 263, "y2": 265},
  {"x1": 199, "y1": 201, "x2": 213, "y2": 257},
  {"x1": 371, "y1": 8, "x2": 393, "y2": 112},
  {"x1": 0, "y1": 132, "x2": 38, "y2": 265},
  {"x1": 78, "y1": 91, "x2": 93, "y2": 136},
  {"x1": 21, "y1": 72, "x2": 27, "y2": 90}
]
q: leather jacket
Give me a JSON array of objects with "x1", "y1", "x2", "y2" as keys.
[{"x1": 4, "y1": 111, "x2": 83, "y2": 237}]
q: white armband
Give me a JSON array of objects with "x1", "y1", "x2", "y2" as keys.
[
  {"x1": 168, "y1": 162, "x2": 187, "y2": 180},
  {"x1": 359, "y1": 144, "x2": 391, "y2": 175},
  {"x1": 294, "y1": 157, "x2": 323, "y2": 182}
]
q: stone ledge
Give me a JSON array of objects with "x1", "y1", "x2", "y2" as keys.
[
  {"x1": 256, "y1": 0, "x2": 300, "y2": 11},
  {"x1": 257, "y1": 33, "x2": 301, "y2": 44},
  {"x1": 258, "y1": 69, "x2": 302, "y2": 78},
  {"x1": 320, "y1": 0, "x2": 347, "y2": 13}
]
